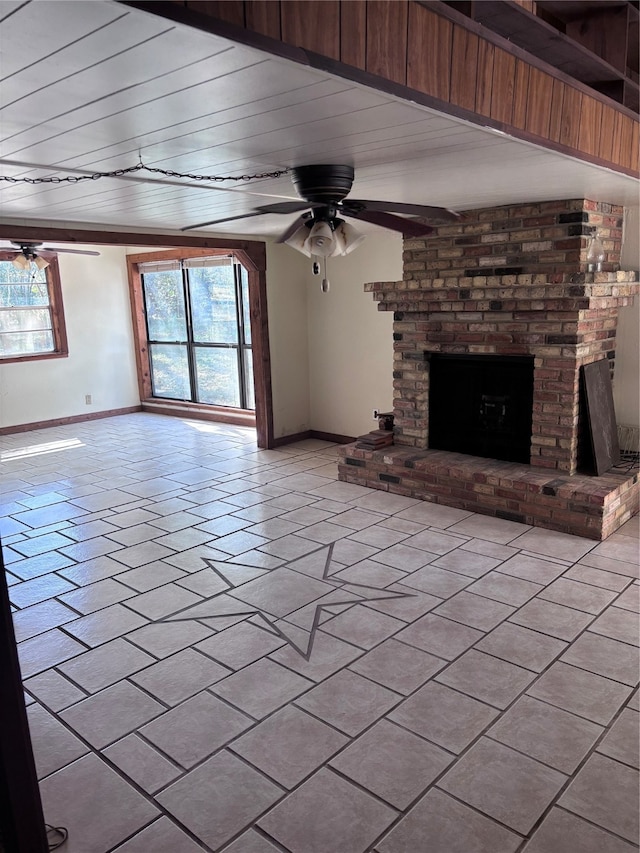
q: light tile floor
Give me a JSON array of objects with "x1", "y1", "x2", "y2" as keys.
[{"x1": 2, "y1": 413, "x2": 638, "y2": 853}]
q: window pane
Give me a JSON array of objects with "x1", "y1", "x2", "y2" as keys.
[
  {"x1": 143, "y1": 271, "x2": 187, "y2": 341},
  {"x1": 244, "y1": 347, "x2": 255, "y2": 410},
  {"x1": 194, "y1": 347, "x2": 240, "y2": 407},
  {"x1": 149, "y1": 344, "x2": 191, "y2": 399},
  {"x1": 0, "y1": 262, "x2": 47, "y2": 287},
  {"x1": 0, "y1": 281, "x2": 49, "y2": 307},
  {"x1": 0, "y1": 262, "x2": 63, "y2": 360},
  {"x1": 0, "y1": 308, "x2": 52, "y2": 332},
  {"x1": 241, "y1": 269, "x2": 251, "y2": 345},
  {"x1": 0, "y1": 330, "x2": 54, "y2": 356},
  {"x1": 188, "y1": 266, "x2": 238, "y2": 344}
]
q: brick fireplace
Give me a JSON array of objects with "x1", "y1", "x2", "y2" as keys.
[{"x1": 338, "y1": 199, "x2": 639, "y2": 540}]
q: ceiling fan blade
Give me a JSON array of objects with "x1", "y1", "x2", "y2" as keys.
[
  {"x1": 0, "y1": 242, "x2": 99, "y2": 257},
  {"x1": 42, "y1": 247, "x2": 100, "y2": 256},
  {"x1": 344, "y1": 209, "x2": 434, "y2": 237},
  {"x1": 276, "y1": 214, "x2": 312, "y2": 244},
  {"x1": 182, "y1": 211, "x2": 267, "y2": 231},
  {"x1": 255, "y1": 201, "x2": 319, "y2": 215},
  {"x1": 346, "y1": 200, "x2": 460, "y2": 221},
  {"x1": 183, "y1": 201, "x2": 319, "y2": 232}
]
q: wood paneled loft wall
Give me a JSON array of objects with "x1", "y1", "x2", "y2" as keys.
[{"x1": 129, "y1": 0, "x2": 639, "y2": 177}]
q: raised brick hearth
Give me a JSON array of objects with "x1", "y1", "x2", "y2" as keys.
[{"x1": 339, "y1": 199, "x2": 639, "y2": 539}]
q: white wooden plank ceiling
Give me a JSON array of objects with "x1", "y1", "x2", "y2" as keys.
[{"x1": 0, "y1": 0, "x2": 637, "y2": 239}]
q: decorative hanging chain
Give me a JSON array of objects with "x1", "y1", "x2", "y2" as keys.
[{"x1": 0, "y1": 161, "x2": 289, "y2": 185}]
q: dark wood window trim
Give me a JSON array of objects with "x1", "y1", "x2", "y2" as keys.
[
  {"x1": 0, "y1": 252, "x2": 68, "y2": 365},
  {"x1": 127, "y1": 246, "x2": 274, "y2": 448}
]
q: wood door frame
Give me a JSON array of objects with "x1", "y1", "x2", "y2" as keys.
[{"x1": 0, "y1": 226, "x2": 274, "y2": 448}]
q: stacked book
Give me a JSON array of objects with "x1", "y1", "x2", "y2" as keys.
[{"x1": 355, "y1": 429, "x2": 394, "y2": 450}]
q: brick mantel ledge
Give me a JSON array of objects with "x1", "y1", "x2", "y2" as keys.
[{"x1": 366, "y1": 271, "x2": 639, "y2": 312}]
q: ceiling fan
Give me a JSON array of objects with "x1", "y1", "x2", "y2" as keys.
[
  {"x1": 1, "y1": 241, "x2": 100, "y2": 271},
  {"x1": 182, "y1": 164, "x2": 460, "y2": 258}
]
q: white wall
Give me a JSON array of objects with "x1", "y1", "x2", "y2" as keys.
[
  {"x1": 265, "y1": 243, "x2": 311, "y2": 438},
  {"x1": 615, "y1": 206, "x2": 640, "y2": 428},
  {"x1": 306, "y1": 233, "x2": 402, "y2": 438},
  {"x1": 0, "y1": 245, "x2": 139, "y2": 428}
]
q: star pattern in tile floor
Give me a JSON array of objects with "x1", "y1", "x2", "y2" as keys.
[
  {"x1": 1, "y1": 413, "x2": 638, "y2": 852},
  {"x1": 159, "y1": 547, "x2": 413, "y2": 659}
]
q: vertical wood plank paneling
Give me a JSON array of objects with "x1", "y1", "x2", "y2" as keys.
[
  {"x1": 610, "y1": 111, "x2": 625, "y2": 164},
  {"x1": 185, "y1": 0, "x2": 245, "y2": 25},
  {"x1": 579, "y1": 95, "x2": 603, "y2": 156},
  {"x1": 366, "y1": 1, "x2": 408, "y2": 84},
  {"x1": 617, "y1": 113, "x2": 634, "y2": 167},
  {"x1": 135, "y1": 0, "x2": 638, "y2": 178},
  {"x1": 407, "y1": 4, "x2": 452, "y2": 101},
  {"x1": 245, "y1": 1, "x2": 281, "y2": 39},
  {"x1": 598, "y1": 103, "x2": 616, "y2": 163},
  {"x1": 631, "y1": 121, "x2": 639, "y2": 173},
  {"x1": 340, "y1": 0, "x2": 366, "y2": 69},
  {"x1": 512, "y1": 59, "x2": 530, "y2": 128},
  {"x1": 450, "y1": 25, "x2": 479, "y2": 111},
  {"x1": 490, "y1": 46, "x2": 516, "y2": 124},
  {"x1": 475, "y1": 39, "x2": 494, "y2": 116},
  {"x1": 280, "y1": 1, "x2": 340, "y2": 59},
  {"x1": 559, "y1": 86, "x2": 582, "y2": 149},
  {"x1": 548, "y1": 79, "x2": 565, "y2": 142},
  {"x1": 525, "y1": 66, "x2": 554, "y2": 137}
]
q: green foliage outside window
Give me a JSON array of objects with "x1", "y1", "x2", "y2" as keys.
[
  {"x1": 141, "y1": 261, "x2": 254, "y2": 409},
  {"x1": 0, "y1": 262, "x2": 55, "y2": 357}
]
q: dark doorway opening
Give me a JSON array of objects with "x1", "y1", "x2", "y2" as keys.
[{"x1": 428, "y1": 354, "x2": 535, "y2": 464}]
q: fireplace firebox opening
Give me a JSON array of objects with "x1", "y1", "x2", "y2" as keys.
[{"x1": 428, "y1": 354, "x2": 535, "y2": 464}]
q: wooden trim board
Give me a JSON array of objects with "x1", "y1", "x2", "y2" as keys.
[{"x1": 0, "y1": 406, "x2": 143, "y2": 436}]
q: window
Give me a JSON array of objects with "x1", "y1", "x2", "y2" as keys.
[
  {"x1": 0, "y1": 254, "x2": 67, "y2": 362},
  {"x1": 139, "y1": 256, "x2": 254, "y2": 410}
]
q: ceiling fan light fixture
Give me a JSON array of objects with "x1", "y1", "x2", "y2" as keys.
[
  {"x1": 12, "y1": 253, "x2": 30, "y2": 271},
  {"x1": 333, "y1": 221, "x2": 366, "y2": 256},
  {"x1": 305, "y1": 221, "x2": 335, "y2": 257},
  {"x1": 34, "y1": 255, "x2": 50, "y2": 270},
  {"x1": 283, "y1": 224, "x2": 313, "y2": 257}
]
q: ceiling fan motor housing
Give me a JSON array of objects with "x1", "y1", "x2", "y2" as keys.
[
  {"x1": 12, "y1": 241, "x2": 41, "y2": 255},
  {"x1": 292, "y1": 165, "x2": 355, "y2": 204}
]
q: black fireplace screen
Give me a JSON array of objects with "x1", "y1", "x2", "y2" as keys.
[{"x1": 428, "y1": 354, "x2": 535, "y2": 464}]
